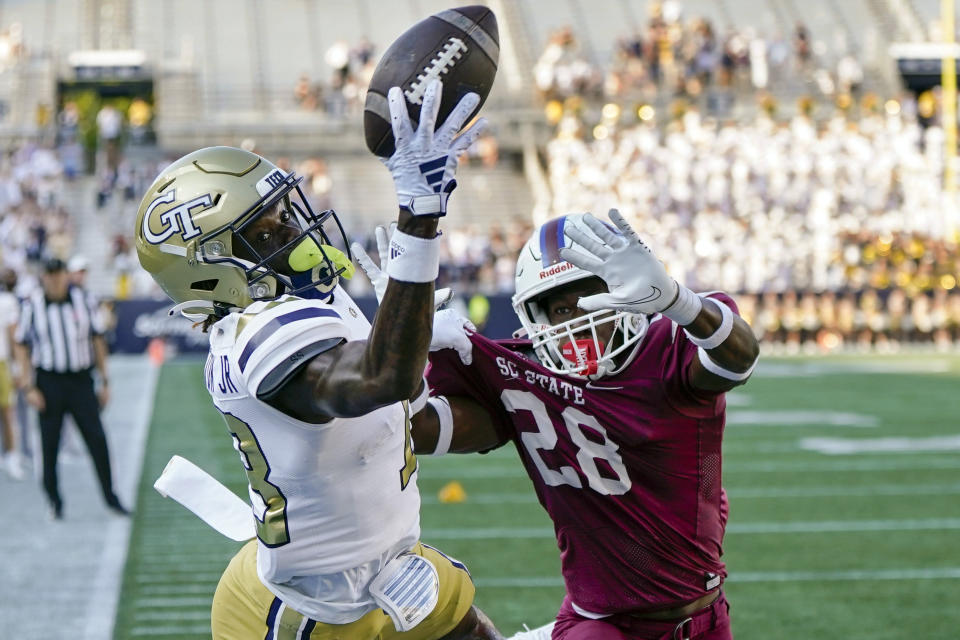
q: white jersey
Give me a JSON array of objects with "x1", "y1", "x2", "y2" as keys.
[{"x1": 204, "y1": 288, "x2": 421, "y2": 622}]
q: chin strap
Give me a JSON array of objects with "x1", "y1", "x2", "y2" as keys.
[{"x1": 168, "y1": 300, "x2": 215, "y2": 322}]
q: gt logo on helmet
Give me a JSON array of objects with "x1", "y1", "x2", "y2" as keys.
[{"x1": 142, "y1": 190, "x2": 211, "y2": 244}]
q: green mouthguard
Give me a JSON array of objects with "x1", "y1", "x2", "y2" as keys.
[{"x1": 288, "y1": 237, "x2": 355, "y2": 279}]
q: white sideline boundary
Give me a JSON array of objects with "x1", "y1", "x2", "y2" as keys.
[
  {"x1": 0, "y1": 355, "x2": 160, "y2": 640},
  {"x1": 83, "y1": 358, "x2": 159, "y2": 640}
]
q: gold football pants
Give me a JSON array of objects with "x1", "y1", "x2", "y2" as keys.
[{"x1": 211, "y1": 540, "x2": 475, "y2": 640}]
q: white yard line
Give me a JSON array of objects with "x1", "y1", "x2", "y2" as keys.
[
  {"x1": 424, "y1": 518, "x2": 960, "y2": 540},
  {"x1": 800, "y1": 435, "x2": 960, "y2": 455},
  {"x1": 726, "y1": 410, "x2": 878, "y2": 427},
  {"x1": 134, "y1": 571, "x2": 225, "y2": 584},
  {"x1": 472, "y1": 567, "x2": 960, "y2": 588},
  {"x1": 130, "y1": 624, "x2": 211, "y2": 636},
  {"x1": 134, "y1": 610, "x2": 211, "y2": 621},
  {"x1": 727, "y1": 518, "x2": 960, "y2": 534},
  {"x1": 133, "y1": 596, "x2": 213, "y2": 609},
  {"x1": 423, "y1": 457, "x2": 960, "y2": 479},
  {"x1": 724, "y1": 457, "x2": 960, "y2": 472},
  {"x1": 758, "y1": 360, "x2": 954, "y2": 377},
  {"x1": 139, "y1": 584, "x2": 216, "y2": 595},
  {"x1": 731, "y1": 567, "x2": 960, "y2": 582},
  {"x1": 420, "y1": 483, "x2": 960, "y2": 505}
]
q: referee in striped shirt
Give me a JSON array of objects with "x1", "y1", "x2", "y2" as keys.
[{"x1": 13, "y1": 257, "x2": 127, "y2": 519}]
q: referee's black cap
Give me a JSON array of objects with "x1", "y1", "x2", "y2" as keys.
[{"x1": 43, "y1": 257, "x2": 67, "y2": 273}]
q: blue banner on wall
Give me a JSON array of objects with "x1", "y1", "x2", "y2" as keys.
[{"x1": 110, "y1": 295, "x2": 523, "y2": 353}]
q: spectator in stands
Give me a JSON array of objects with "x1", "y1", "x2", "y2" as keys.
[
  {"x1": 534, "y1": 27, "x2": 600, "y2": 101},
  {"x1": 0, "y1": 268, "x2": 23, "y2": 480},
  {"x1": 96, "y1": 104, "x2": 123, "y2": 174},
  {"x1": 294, "y1": 73, "x2": 319, "y2": 111},
  {"x1": 127, "y1": 98, "x2": 153, "y2": 145},
  {"x1": 793, "y1": 22, "x2": 812, "y2": 71}
]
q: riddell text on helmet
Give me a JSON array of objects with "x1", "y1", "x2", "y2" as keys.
[{"x1": 539, "y1": 262, "x2": 574, "y2": 279}]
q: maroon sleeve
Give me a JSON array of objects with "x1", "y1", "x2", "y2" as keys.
[
  {"x1": 426, "y1": 338, "x2": 516, "y2": 445},
  {"x1": 661, "y1": 292, "x2": 741, "y2": 418}
]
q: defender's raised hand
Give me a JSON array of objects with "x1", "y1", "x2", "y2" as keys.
[
  {"x1": 381, "y1": 79, "x2": 487, "y2": 217},
  {"x1": 352, "y1": 223, "x2": 453, "y2": 307},
  {"x1": 560, "y1": 209, "x2": 702, "y2": 325}
]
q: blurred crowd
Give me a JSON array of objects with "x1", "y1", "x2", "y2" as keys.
[
  {"x1": 543, "y1": 99, "x2": 960, "y2": 350},
  {"x1": 3, "y1": 101, "x2": 959, "y2": 351},
  {"x1": 347, "y1": 219, "x2": 535, "y2": 299},
  {"x1": 547, "y1": 106, "x2": 954, "y2": 289},
  {"x1": 293, "y1": 37, "x2": 377, "y2": 116},
  {"x1": 0, "y1": 144, "x2": 73, "y2": 296},
  {"x1": 740, "y1": 288, "x2": 960, "y2": 354},
  {"x1": 535, "y1": 0, "x2": 863, "y2": 113}
]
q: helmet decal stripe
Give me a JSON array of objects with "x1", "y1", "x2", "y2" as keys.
[{"x1": 539, "y1": 216, "x2": 567, "y2": 267}]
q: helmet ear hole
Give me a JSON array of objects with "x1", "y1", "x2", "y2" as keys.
[{"x1": 190, "y1": 279, "x2": 219, "y2": 291}]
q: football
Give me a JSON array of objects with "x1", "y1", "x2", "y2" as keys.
[{"x1": 363, "y1": 5, "x2": 499, "y2": 157}]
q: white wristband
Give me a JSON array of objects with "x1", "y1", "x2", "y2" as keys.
[
  {"x1": 408, "y1": 377, "x2": 430, "y2": 415},
  {"x1": 399, "y1": 192, "x2": 450, "y2": 217},
  {"x1": 427, "y1": 396, "x2": 454, "y2": 456},
  {"x1": 685, "y1": 299, "x2": 734, "y2": 349},
  {"x1": 662, "y1": 284, "x2": 702, "y2": 326},
  {"x1": 385, "y1": 229, "x2": 440, "y2": 283},
  {"x1": 697, "y1": 347, "x2": 757, "y2": 381}
]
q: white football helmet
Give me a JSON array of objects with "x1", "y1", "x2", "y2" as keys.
[{"x1": 512, "y1": 214, "x2": 649, "y2": 379}]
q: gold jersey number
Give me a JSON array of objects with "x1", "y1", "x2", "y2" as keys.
[
  {"x1": 223, "y1": 413, "x2": 290, "y2": 547},
  {"x1": 400, "y1": 401, "x2": 418, "y2": 490}
]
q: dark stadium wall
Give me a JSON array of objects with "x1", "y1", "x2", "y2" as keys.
[{"x1": 110, "y1": 296, "x2": 522, "y2": 353}]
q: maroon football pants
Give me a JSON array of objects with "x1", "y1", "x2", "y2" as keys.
[{"x1": 552, "y1": 592, "x2": 732, "y2": 640}]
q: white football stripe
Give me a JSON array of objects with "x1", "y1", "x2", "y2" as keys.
[
  {"x1": 130, "y1": 625, "x2": 212, "y2": 636},
  {"x1": 800, "y1": 435, "x2": 960, "y2": 455},
  {"x1": 726, "y1": 410, "x2": 878, "y2": 427},
  {"x1": 425, "y1": 518, "x2": 960, "y2": 539},
  {"x1": 758, "y1": 360, "x2": 953, "y2": 377},
  {"x1": 420, "y1": 482, "x2": 960, "y2": 505},
  {"x1": 422, "y1": 456, "x2": 960, "y2": 479},
  {"x1": 472, "y1": 568, "x2": 960, "y2": 588},
  {"x1": 724, "y1": 393, "x2": 753, "y2": 406}
]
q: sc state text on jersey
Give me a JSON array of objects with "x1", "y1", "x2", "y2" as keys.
[{"x1": 495, "y1": 356, "x2": 585, "y2": 405}]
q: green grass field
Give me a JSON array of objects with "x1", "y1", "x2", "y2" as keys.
[{"x1": 114, "y1": 355, "x2": 960, "y2": 639}]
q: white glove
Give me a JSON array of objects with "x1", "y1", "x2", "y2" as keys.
[
  {"x1": 380, "y1": 79, "x2": 487, "y2": 216},
  {"x1": 352, "y1": 223, "x2": 452, "y2": 308},
  {"x1": 431, "y1": 308, "x2": 475, "y2": 364},
  {"x1": 559, "y1": 209, "x2": 702, "y2": 324}
]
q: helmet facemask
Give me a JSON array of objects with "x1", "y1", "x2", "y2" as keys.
[
  {"x1": 200, "y1": 172, "x2": 353, "y2": 305},
  {"x1": 511, "y1": 213, "x2": 650, "y2": 380},
  {"x1": 522, "y1": 289, "x2": 649, "y2": 379}
]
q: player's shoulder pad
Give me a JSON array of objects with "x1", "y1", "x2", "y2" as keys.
[{"x1": 233, "y1": 295, "x2": 348, "y2": 382}]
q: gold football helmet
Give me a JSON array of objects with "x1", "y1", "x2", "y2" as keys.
[{"x1": 135, "y1": 146, "x2": 352, "y2": 318}]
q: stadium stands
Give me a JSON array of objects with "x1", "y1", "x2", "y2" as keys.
[{"x1": 0, "y1": 0, "x2": 956, "y2": 351}]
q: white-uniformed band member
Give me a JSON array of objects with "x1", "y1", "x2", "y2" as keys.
[
  {"x1": 13, "y1": 257, "x2": 127, "y2": 519},
  {"x1": 135, "y1": 80, "x2": 503, "y2": 640}
]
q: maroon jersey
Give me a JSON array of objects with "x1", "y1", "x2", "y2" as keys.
[{"x1": 427, "y1": 294, "x2": 737, "y2": 615}]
